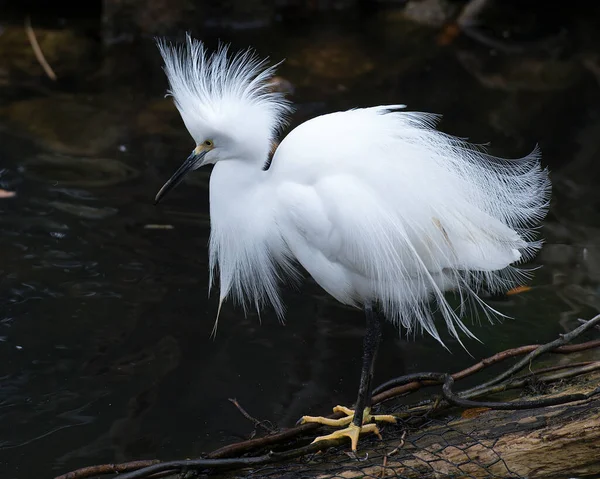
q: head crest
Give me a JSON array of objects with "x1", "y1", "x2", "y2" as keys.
[{"x1": 156, "y1": 34, "x2": 292, "y2": 143}]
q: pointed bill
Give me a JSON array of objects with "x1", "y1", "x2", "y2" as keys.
[{"x1": 154, "y1": 149, "x2": 208, "y2": 204}]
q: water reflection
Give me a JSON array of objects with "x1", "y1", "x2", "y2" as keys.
[
  {"x1": 1, "y1": 4, "x2": 600, "y2": 478},
  {"x1": 24, "y1": 154, "x2": 139, "y2": 188}
]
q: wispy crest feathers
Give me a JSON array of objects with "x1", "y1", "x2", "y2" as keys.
[{"x1": 156, "y1": 34, "x2": 292, "y2": 140}]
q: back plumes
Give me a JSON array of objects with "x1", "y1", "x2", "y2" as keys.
[
  {"x1": 156, "y1": 35, "x2": 292, "y2": 147},
  {"x1": 268, "y1": 107, "x2": 551, "y2": 345}
]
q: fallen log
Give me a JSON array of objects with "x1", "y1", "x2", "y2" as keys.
[
  {"x1": 322, "y1": 376, "x2": 600, "y2": 479},
  {"x1": 54, "y1": 316, "x2": 600, "y2": 479}
]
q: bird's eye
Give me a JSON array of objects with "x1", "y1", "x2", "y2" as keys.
[{"x1": 204, "y1": 140, "x2": 213, "y2": 147}]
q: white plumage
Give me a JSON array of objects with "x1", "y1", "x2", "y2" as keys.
[{"x1": 156, "y1": 35, "x2": 551, "y2": 347}]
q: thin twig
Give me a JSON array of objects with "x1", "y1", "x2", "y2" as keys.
[
  {"x1": 461, "y1": 314, "x2": 600, "y2": 397},
  {"x1": 207, "y1": 421, "x2": 324, "y2": 459},
  {"x1": 24, "y1": 15, "x2": 57, "y2": 81},
  {"x1": 460, "y1": 361, "x2": 600, "y2": 402},
  {"x1": 113, "y1": 439, "x2": 344, "y2": 479},
  {"x1": 517, "y1": 361, "x2": 594, "y2": 380},
  {"x1": 578, "y1": 317, "x2": 600, "y2": 331},
  {"x1": 455, "y1": 0, "x2": 490, "y2": 29},
  {"x1": 228, "y1": 397, "x2": 276, "y2": 434},
  {"x1": 54, "y1": 460, "x2": 160, "y2": 479},
  {"x1": 387, "y1": 430, "x2": 407, "y2": 457}
]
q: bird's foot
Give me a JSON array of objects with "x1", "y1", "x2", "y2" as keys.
[
  {"x1": 299, "y1": 406, "x2": 396, "y2": 451},
  {"x1": 311, "y1": 422, "x2": 380, "y2": 452}
]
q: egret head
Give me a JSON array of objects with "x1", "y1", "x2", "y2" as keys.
[{"x1": 154, "y1": 35, "x2": 292, "y2": 204}]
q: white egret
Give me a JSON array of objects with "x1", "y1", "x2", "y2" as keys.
[{"x1": 154, "y1": 35, "x2": 551, "y2": 451}]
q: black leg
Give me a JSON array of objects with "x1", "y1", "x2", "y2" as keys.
[{"x1": 352, "y1": 302, "x2": 382, "y2": 427}]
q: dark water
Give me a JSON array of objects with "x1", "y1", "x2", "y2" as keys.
[{"x1": 1, "y1": 4, "x2": 600, "y2": 478}]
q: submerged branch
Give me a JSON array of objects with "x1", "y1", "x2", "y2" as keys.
[
  {"x1": 228, "y1": 397, "x2": 276, "y2": 434},
  {"x1": 24, "y1": 15, "x2": 58, "y2": 81}
]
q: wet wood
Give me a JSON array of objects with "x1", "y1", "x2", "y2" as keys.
[
  {"x1": 319, "y1": 376, "x2": 600, "y2": 479},
  {"x1": 391, "y1": 399, "x2": 600, "y2": 478}
]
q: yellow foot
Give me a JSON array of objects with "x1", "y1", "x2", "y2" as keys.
[
  {"x1": 299, "y1": 406, "x2": 397, "y2": 451},
  {"x1": 312, "y1": 422, "x2": 380, "y2": 451}
]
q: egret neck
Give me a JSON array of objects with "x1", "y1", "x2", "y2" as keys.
[{"x1": 207, "y1": 157, "x2": 288, "y2": 329}]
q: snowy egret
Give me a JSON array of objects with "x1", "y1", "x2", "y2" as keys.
[{"x1": 154, "y1": 35, "x2": 551, "y2": 451}]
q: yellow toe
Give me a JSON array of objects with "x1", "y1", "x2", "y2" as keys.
[
  {"x1": 312, "y1": 422, "x2": 381, "y2": 451},
  {"x1": 332, "y1": 405, "x2": 355, "y2": 416},
  {"x1": 299, "y1": 414, "x2": 353, "y2": 427},
  {"x1": 299, "y1": 404, "x2": 354, "y2": 427},
  {"x1": 369, "y1": 413, "x2": 397, "y2": 424}
]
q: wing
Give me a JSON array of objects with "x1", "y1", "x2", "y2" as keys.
[
  {"x1": 271, "y1": 106, "x2": 550, "y2": 344},
  {"x1": 277, "y1": 175, "x2": 524, "y2": 344}
]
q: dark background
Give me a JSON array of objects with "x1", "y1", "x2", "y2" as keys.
[{"x1": 1, "y1": 1, "x2": 600, "y2": 477}]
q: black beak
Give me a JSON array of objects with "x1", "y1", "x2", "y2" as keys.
[{"x1": 154, "y1": 150, "x2": 208, "y2": 205}]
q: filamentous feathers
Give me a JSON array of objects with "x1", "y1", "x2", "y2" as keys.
[
  {"x1": 158, "y1": 36, "x2": 551, "y2": 346},
  {"x1": 157, "y1": 35, "x2": 291, "y2": 146}
]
